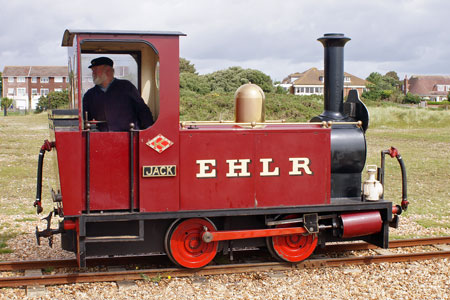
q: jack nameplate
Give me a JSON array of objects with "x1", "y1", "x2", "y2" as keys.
[{"x1": 143, "y1": 165, "x2": 176, "y2": 177}]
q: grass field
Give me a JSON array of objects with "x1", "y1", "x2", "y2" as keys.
[
  {"x1": 366, "y1": 106, "x2": 450, "y2": 237},
  {"x1": 0, "y1": 103, "x2": 449, "y2": 252}
]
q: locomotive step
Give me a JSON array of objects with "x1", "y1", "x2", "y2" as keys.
[{"x1": 85, "y1": 235, "x2": 144, "y2": 243}]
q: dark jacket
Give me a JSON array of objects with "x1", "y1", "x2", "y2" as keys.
[{"x1": 83, "y1": 79, "x2": 153, "y2": 131}]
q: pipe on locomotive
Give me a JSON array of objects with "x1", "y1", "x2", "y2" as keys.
[
  {"x1": 34, "y1": 139, "x2": 55, "y2": 214},
  {"x1": 380, "y1": 147, "x2": 409, "y2": 211},
  {"x1": 311, "y1": 33, "x2": 351, "y2": 122}
]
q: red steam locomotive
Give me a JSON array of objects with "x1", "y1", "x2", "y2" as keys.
[{"x1": 34, "y1": 30, "x2": 408, "y2": 268}]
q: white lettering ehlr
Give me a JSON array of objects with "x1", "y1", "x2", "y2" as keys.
[
  {"x1": 196, "y1": 159, "x2": 216, "y2": 178},
  {"x1": 289, "y1": 158, "x2": 313, "y2": 175},
  {"x1": 259, "y1": 158, "x2": 280, "y2": 176},
  {"x1": 226, "y1": 159, "x2": 251, "y2": 177},
  {"x1": 196, "y1": 157, "x2": 313, "y2": 178}
]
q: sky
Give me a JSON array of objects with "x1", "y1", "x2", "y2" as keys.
[{"x1": 1, "y1": 0, "x2": 449, "y2": 81}]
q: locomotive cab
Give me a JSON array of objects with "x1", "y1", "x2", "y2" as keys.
[{"x1": 46, "y1": 30, "x2": 186, "y2": 214}]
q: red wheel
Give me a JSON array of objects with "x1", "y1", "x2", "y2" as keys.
[
  {"x1": 268, "y1": 215, "x2": 318, "y2": 262},
  {"x1": 165, "y1": 218, "x2": 218, "y2": 268}
]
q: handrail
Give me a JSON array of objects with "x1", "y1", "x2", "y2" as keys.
[{"x1": 180, "y1": 120, "x2": 362, "y2": 129}]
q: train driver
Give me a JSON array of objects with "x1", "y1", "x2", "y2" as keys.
[{"x1": 82, "y1": 57, "x2": 154, "y2": 132}]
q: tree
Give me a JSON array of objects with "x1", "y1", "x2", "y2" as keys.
[
  {"x1": 365, "y1": 72, "x2": 393, "y2": 90},
  {"x1": 35, "y1": 90, "x2": 69, "y2": 113},
  {"x1": 178, "y1": 62, "x2": 274, "y2": 94},
  {"x1": 180, "y1": 72, "x2": 210, "y2": 95},
  {"x1": 384, "y1": 71, "x2": 401, "y2": 89},
  {"x1": 1, "y1": 97, "x2": 13, "y2": 116},
  {"x1": 179, "y1": 58, "x2": 197, "y2": 74},
  {"x1": 362, "y1": 71, "x2": 403, "y2": 101},
  {"x1": 206, "y1": 67, "x2": 274, "y2": 93},
  {"x1": 385, "y1": 71, "x2": 399, "y2": 80}
]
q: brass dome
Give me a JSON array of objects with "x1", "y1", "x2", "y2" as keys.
[{"x1": 234, "y1": 83, "x2": 265, "y2": 123}]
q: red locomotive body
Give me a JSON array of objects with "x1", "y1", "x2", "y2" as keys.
[
  {"x1": 178, "y1": 125, "x2": 330, "y2": 210},
  {"x1": 34, "y1": 30, "x2": 408, "y2": 268}
]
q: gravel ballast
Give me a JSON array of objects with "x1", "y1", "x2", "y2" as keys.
[{"x1": 1, "y1": 214, "x2": 449, "y2": 299}]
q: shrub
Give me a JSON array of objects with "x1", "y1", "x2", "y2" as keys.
[
  {"x1": 380, "y1": 90, "x2": 393, "y2": 99},
  {"x1": 274, "y1": 85, "x2": 288, "y2": 94},
  {"x1": 180, "y1": 72, "x2": 210, "y2": 95},
  {"x1": 180, "y1": 92, "x2": 323, "y2": 122},
  {"x1": 35, "y1": 90, "x2": 69, "y2": 113},
  {"x1": 427, "y1": 100, "x2": 450, "y2": 106},
  {"x1": 403, "y1": 92, "x2": 422, "y2": 104},
  {"x1": 388, "y1": 91, "x2": 405, "y2": 103},
  {"x1": 205, "y1": 67, "x2": 274, "y2": 93},
  {"x1": 1, "y1": 97, "x2": 13, "y2": 115},
  {"x1": 362, "y1": 89, "x2": 382, "y2": 101}
]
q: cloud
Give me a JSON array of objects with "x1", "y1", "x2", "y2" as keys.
[{"x1": 1, "y1": 0, "x2": 450, "y2": 81}]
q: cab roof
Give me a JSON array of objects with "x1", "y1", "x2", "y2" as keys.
[{"x1": 62, "y1": 29, "x2": 186, "y2": 47}]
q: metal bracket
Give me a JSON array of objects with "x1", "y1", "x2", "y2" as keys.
[
  {"x1": 304, "y1": 213, "x2": 319, "y2": 233},
  {"x1": 35, "y1": 209, "x2": 63, "y2": 247},
  {"x1": 389, "y1": 214, "x2": 399, "y2": 229}
]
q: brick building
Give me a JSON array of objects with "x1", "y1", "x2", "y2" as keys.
[
  {"x1": 2, "y1": 66, "x2": 68, "y2": 110},
  {"x1": 403, "y1": 75, "x2": 450, "y2": 102}
]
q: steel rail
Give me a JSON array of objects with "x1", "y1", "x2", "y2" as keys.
[
  {"x1": 318, "y1": 236, "x2": 450, "y2": 253},
  {"x1": 0, "y1": 250, "x2": 449, "y2": 288},
  {"x1": 0, "y1": 236, "x2": 449, "y2": 272},
  {"x1": 0, "y1": 256, "x2": 162, "y2": 272}
]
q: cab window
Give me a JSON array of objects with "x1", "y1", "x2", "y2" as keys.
[{"x1": 81, "y1": 53, "x2": 139, "y2": 96}]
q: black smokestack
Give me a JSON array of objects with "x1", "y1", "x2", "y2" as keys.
[{"x1": 311, "y1": 33, "x2": 350, "y2": 122}]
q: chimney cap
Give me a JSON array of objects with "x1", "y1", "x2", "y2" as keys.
[{"x1": 318, "y1": 33, "x2": 350, "y2": 47}]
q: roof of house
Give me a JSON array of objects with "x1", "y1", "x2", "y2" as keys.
[
  {"x1": 407, "y1": 75, "x2": 450, "y2": 96},
  {"x1": 2, "y1": 66, "x2": 68, "y2": 77},
  {"x1": 282, "y1": 68, "x2": 366, "y2": 86}
]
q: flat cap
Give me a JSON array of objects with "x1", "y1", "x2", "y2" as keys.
[{"x1": 88, "y1": 57, "x2": 114, "y2": 68}]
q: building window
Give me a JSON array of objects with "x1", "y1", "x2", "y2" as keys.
[
  {"x1": 65, "y1": 77, "x2": 69, "y2": 83},
  {"x1": 8, "y1": 77, "x2": 14, "y2": 83},
  {"x1": 31, "y1": 77, "x2": 37, "y2": 83},
  {"x1": 319, "y1": 76, "x2": 324, "y2": 82},
  {"x1": 40, "y1": 89, "x2": 49, "y2": 96},
  {"x1": 436, "y1": 84, "x2": 450, "y2": 92},
  {"x1": 344, "y1": 76, "x2": 351, "y2": 82},
  {"x1": 54, "y1": 88, "x2": 63, "y2": 92},
  {"x1": 8, "y1": 88, "x2": 14, "y2": 95},
  {"x1": 315, "y1": 87, "x2": 320, "y2": 93},
  {"x1": 54, "y1": 76, "x2": 63, "y2": 83},
  {"x1": 17, "y1": 88, "x2": 26, "y2": 96},
  {"x1": 17, "y1": 77, "x2": 26, "y2": 82},
  {"x1": 40, "y1": 77, "x2": 49, "y2": 83},
  {"x1": 300, "y1": 87, "x2": 304, "y2": 93},
  {"x1": 32, "y1": 88, "x2": 38, "y2": 95}
]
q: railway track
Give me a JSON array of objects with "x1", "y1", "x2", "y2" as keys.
[{"x1": 1, "y1": 236, "x2": 449, "y2": 288}]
